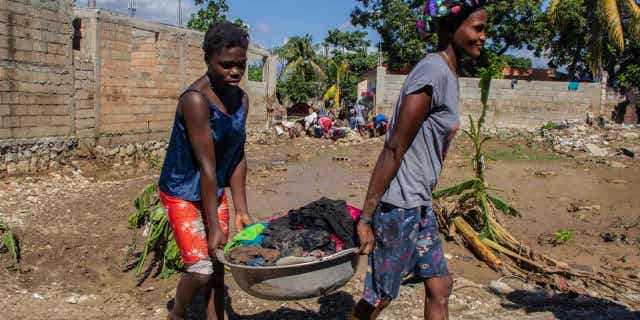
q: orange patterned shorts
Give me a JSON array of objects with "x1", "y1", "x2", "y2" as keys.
[{"x1": 159, "y1": 190, "x2": 230, "y2": 267}]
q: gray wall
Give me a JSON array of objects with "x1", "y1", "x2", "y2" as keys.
[{"x1": 375, "y1": 68, "x2": 617, "y2": 128}]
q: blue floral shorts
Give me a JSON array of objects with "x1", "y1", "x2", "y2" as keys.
[{"x1": 363, "y1": 203, "x2": 449, "y2": 307}]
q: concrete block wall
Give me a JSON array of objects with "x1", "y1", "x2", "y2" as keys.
[
  {"x1": 0, "y1": 0, "x2": 74, "y2": 140},
  {"x1": 74, "y1": 9, "x2": 275, "y2": 145},
  {"x1": 73, "y1": 14, "x2": 96, "y2": 143},
  {"x1": 0, "y1": 0, "x2": 78, "y2": 177},
  {"x1": 376, "y1": 68, "x2": 606, "y2": 128}
]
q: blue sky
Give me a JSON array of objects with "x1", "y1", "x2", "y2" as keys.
[
  {"x1": 80, "y1": 0, "x2": 380, "y2": 49},
  {"x1": 79, "y1": 0, "x2": 547, "y2": 67}
]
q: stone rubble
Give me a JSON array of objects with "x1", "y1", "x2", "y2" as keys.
[{"x1": 540, "y1": 121, "x2": 640, "y2": 157}]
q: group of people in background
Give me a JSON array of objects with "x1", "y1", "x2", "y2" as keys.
[{"x1": 300, "y1": 102, "x2": 389, "y2": 140}]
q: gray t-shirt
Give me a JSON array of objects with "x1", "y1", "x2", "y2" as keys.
[{"x1": 380, "y1": 54, "x2": 460, "y2": 209}]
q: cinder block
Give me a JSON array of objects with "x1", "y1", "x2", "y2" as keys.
[
  {"x1": 0, "y1": 128, "x2": 10, "y2": 138},
  {"x1": 50, "y1": 115, "x2": 69, "y2": 126},
  {"x1": 18, "y1": 115, "x2": 36, "y2": 127},
  {"x1": 2, "y1": 115, "x2": 19, "y2": 128}
]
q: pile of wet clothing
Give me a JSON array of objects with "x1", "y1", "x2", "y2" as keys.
[{"x1": 225, "y1": 198, "x2": 361, "y2": 266}]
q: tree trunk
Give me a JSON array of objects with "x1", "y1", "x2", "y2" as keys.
[{"x1": 453, "y1": 217, "x2": 502, "y2": 271}]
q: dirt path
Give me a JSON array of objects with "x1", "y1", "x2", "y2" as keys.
[{"x1": 0, "y1": 135, "x2": 638, "y2": 319}]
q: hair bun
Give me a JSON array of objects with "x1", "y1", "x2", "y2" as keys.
[{"x1": 417, "y1": 0, "x2": 487, "y2": 35}]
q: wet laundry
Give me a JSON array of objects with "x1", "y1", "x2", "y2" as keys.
[
  {"x1": 227, "y1": 245, "x2": 279, "y2": 266},
  {"x1": 262, "y1": 217, "x2": 333, "y2": 252},
  {"x1": 287, "y1": 197, "x2": 356, "y2": 248},
  {"x1": 225, "y1": 198, "x2": 360, "y2": 267}
]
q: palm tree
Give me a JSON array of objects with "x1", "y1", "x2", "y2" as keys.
[
  {"x1": 277, "y1": 35, "x2": 326, "y2": 81},
  {"x1": 323, "y1": 59, "x2": 349, "y2": 110},
  {"x1": 549, "y1": 0, "x2": 640, "y2": 80}
]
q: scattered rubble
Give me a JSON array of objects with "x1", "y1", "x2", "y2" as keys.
[{"x1": 539, "y1": 120, "x2": 640, "y2": 158}]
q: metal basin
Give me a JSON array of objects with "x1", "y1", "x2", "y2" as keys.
[{"x1": 216, "y1": 248, "x2": 360, "y2": 300}]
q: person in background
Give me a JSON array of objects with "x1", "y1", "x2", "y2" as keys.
[
  {"x1": 373, "y1": 114, "x2": 389, "y2": 137},
  {"x1": 158, "y1": 22, "x2": 254, "y2": 320},
  {"x1": 354, "y1": 102, "x2": 367, "y2": 132},
  {"x1": 352, "y1": 1, "x2": 488, "y2": 319},
  {"x1": 349, "y1": 107, "x2": 357, "y2": 129}
]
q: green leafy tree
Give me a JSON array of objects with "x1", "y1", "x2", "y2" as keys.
[
  {"x1": 323, "y1": 59, "x2": 349, "y2": 109},
  {"x1": 187, "y1": 0, "x2": 229, "y2": 32},
  {"x1": 323, "y1": 29, "x2": 371, "y2": 54},
  {"x1": 248, "y1": 63, "x2": 263, "y2": 82},
  {"x1": 502, "y1": 54, "x2": 533, "y2": 70},
  {"x1": 351, "y1": 0, "x2": 433, "y2": 71},
  {"x1": 276, "y1": 71, "x2": 318, "y2": 105},
  {"x1": 322, "y1": 29, "x2": 378, "y2": 104},
  {"x1": 485, "y1": 0, "x2": 547, "y2": 55},
  {"x1": 536, "y1": 0, "x2": 590, "y2": 80},
  {"x1": 187, "y1": 1, "x2": 249, "y2": 32},
  {"x1": 351, "y1": 0, "x2": 546, "y2": 72},
  {"x1": 275, "y1": 35, "x2": 326, "y2": 106},
  {"x1": 547, "y1": 0, "x2": 640, "y2": 80},
  {"x1": 276, "y1": 35, "x2": 326, "y2": 80}
]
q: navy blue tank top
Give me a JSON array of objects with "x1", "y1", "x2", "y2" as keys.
[{"x1": 158, "y1": 88, "x2": 246, "y2": 202}]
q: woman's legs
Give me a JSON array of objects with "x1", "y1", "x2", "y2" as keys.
[{"x1": 424, "y1": 275, "x2": 453, "y2": 320}]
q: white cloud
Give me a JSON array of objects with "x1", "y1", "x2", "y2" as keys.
[
  {"x1": 255, "y1": 23, "x2": 272, "y2": 33},
  {"x1": 339, "y1": 21, "x2": 355, "y2": 31},
  {"x1": 282, "y1": 37, "x2": 289, "y2": 45},
  {"x1": 81, "y1": 0, "x2": 198, "y2": 26}
]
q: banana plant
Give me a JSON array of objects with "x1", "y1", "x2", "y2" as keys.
[
  {"x1": 126, "y1": 184, "x2": 183, "y2": 283},
  {"x1": 323, "y1": 59, "x2": 349, "y2": 109},
  {"x1": 0, "y1": 219, "x2": 20, "y2": 271}
]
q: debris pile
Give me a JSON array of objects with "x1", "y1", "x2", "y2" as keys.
[{"x1": 540, "y1": 121, "x2": 640, "y2": 158}]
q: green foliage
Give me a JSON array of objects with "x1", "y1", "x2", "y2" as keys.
[
  {"x1": 323, "y1": 29, "x2": 378, "y2": 103},
  {"x1": 187, "y1": 1, "x2": 248, "y2": 33},
  {"x1": 545, "y1": 0, "x2": 640, "y2": 81},
  {"x1": 323, "y1": 29, "x2": 371, "y2": 54},
  {"x1": 553, "y1": 230, "x2": 573, "y2": 245},
  {"x1": 275, "y1": 35, "x2": 326, "y2": 105},
  {"x1": 351, "y1": 0, "x2": 433, "y2": 71},
  {"x1": 432, "y1": 178, "x2": 482, "y2": 199},
  {"x1": 351, "y1": 0, "x2": 546, "y2": 72},
  {"x1": 607, "y1": 25, "x2": 640, "y2": 89},
  {"x1": 537, "y1": 0, "x2": 590, "y2": 80},
  {"x1": 187, "y1": 0, "x2": 229, "y2": 32},
  {"x1": 485, "y1": 0, "x2": 547, "y2": 55},
  {"x1": 0, "y1": 219, "x2": 20, "y2": 271},
  {"x1": 486, "y1": 194, "x2": 520, "y2": 217},
  {"x1": 276, "y1": 35, "x2": 326, "y2": 80},
  {"x1": 541, "y1": 121, "x2": 559, "y2": 131},
  {"x1": 127, "y1": 184, "x2": 183, "y2": 282},
  {"x1": 323, "y1": 59, "x2": 350, "y2": 109},
  {"x1": 502, "y1": 55, "x2": 533, "y2": 70},
  {"x1": 618, "y1": 64, "x2": 640, "y2": 89},
  {"x1": 248, "y1": 63, "x2": 263, "y2": 82},
  {"x1": 276, "y1": 71, "x2": 318, "y2": 105}
]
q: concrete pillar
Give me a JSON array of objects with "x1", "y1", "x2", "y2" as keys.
[
  {"x1": 375, "y1": 66, "x2": 386, "y2": 115},
  {"x1": 93, "y1": 15, "x2": 102, "y2": 145},
  {"x1": 263, "y1": 54, "x2": 279, "y2": 128}
]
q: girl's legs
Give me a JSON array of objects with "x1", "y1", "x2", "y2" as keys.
[
  {"x1": 204, "y1": 261, "x2": 226, "y2": 319},
  {"x1": 161, "y1": 191, "x2": 230, "y2": 320},
  {"x1": 170, "y1": 271, "x2": 213, "y2": 320},
  {"x1": 424, "y1": 275, "x2": 453, "y2": 320}
]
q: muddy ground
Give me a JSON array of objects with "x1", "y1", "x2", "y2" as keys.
[{"x1": 0, "y1": 131, "x2": 639, "y2": 320}]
